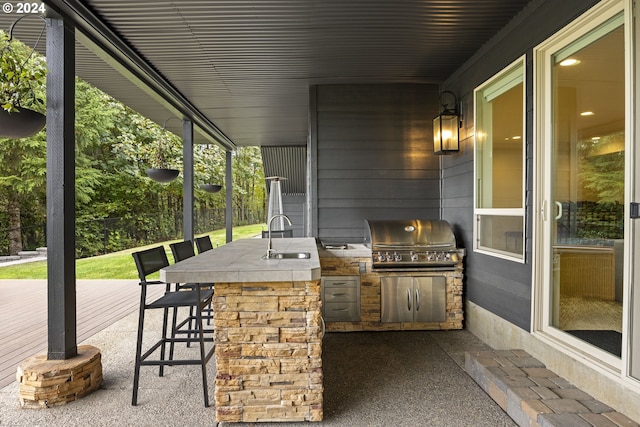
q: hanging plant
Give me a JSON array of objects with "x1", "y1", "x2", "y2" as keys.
[
  {"x1": 145, "y1": 117, "x2": 181, "y2": 183},
  {"x1": 200, "y1": 184, "x2": 222, "y2": 193},
  {"x1": 0, "y1": 16, "x2": 47, "y2": 139},
  {"x1": 198, "y1": 144, "x2": 222, "y2": 193}
]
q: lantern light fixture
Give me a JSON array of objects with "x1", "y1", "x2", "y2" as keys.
[{"x1": 433, "y1": 91, "x2": 461, "y2": 155}]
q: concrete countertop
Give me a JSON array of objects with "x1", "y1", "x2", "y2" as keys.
[{"x1": 160, "y1": 237, "x2": 321, "y2": 283}]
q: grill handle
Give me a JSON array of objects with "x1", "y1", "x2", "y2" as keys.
[
  {"x1": 415, "y1": 288, "x2": 420, "y2": 311},
  {"x1": 407, "y1": 288, "x2": 412, "y2": 311}
]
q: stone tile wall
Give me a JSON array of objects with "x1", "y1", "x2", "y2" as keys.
[{"x1": 213, "y1": 280, "x2": 323, "y2": 423}]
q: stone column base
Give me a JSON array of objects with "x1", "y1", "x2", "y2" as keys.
[{"x1": 16, "y1": 345, "x2": 103, "y2": 408}]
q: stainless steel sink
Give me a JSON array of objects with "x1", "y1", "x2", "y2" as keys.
[{"x1": 264, "y1": 252, "x2": 311, "y2": 259}]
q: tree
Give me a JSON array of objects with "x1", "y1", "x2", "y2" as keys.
[
  {"x1": 577, "y1": 132, "x2": 625, "y2": 204},
  {"x1": 232, "y1": 147, "x2": 266, "y2": 225},
  {"x1": 1, "y1": 36, "x2": 266, "y2": 257}
]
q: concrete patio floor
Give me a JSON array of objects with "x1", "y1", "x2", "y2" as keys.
[{"x1": 0, "y1": 278, "x2": 515, "y2": 426}]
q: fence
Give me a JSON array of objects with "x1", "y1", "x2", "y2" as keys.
[
  {"x1": 556, "y1": 201, "x2": 624, "y2": 245},
  {"x1": 0, "y1": 208, "x2": 262, "y2": 258}
]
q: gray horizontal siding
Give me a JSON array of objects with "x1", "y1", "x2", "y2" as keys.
[
  {"x1": 313, "y1": 84, "x2": 441, "y2": 243},
  {"x1": 282, "y1": 195, "x2": 306, "y2": 237}
]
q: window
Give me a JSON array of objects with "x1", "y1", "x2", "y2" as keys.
[{"x1": 474, "y1": 58, "x2": 526, "y2": 261}]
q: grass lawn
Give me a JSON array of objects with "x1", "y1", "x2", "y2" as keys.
[{"x1": 0, "y1": 223, "x2": 266, "y2": 280}]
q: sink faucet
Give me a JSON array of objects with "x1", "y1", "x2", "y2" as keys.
[{"x1": 266, "y1": 214, "x2": 292, "y2": 258}]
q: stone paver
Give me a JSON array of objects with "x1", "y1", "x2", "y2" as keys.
[{"x1": 465, "y1": 349, "x2": 640, "y2": 427}]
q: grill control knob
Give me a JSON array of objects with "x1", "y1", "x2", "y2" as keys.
[
  {"x1": 410, "y1": 251, "x2": 418, "y2": 262},
  {"x1": 394, "y1": 252, "x2": 402, "y2": 262},
  {"x1": 376, "y1": 252, "x2": 385, "y2": 262},
  {"x1": 385, "y1": 252, "x2": 393, "y2": 262},
  {"x1": 426, "y1": 252, "x2": 435, "y2": 261}
]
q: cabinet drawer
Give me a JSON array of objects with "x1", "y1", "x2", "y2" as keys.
[
  {"x1": 322, "y1": 277, "x2": 359, "y2": 288},
  {"x1": 324, "y1": 286, "x2": 358, "y2": 303},
  {"x1": 323, "y1": 302, "x2": 359, "y2": 322}
]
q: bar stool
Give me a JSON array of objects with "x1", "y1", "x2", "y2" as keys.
[
  {"x1": 169, "y1": 240, "x2": 214, "y2": 336},
  {"x1": 131, "y1": 245, "x2": 214, "y2": 407}
]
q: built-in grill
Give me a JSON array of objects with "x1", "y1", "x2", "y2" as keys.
[{"x1": 364, "y1": 219, "x2": 461, "y2": 271}]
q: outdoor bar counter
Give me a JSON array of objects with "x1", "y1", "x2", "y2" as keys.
[{"x1": 160, "y1": 237, "x2": 323, "y2": 423}]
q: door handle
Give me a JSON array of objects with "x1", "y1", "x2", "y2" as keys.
[
  {"x1": 555, "y1": 201, "x2": 563, "y2": 220},
  {"x1": 407, "y1": 288, "x2": 412, "y2": 311},
  {"x1": 415, "y1": 288, "x2": 420, "y2": 311}
]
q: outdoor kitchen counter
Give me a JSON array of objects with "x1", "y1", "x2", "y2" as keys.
[
  {"x1": 160, "y1": 237, "x2": 321, "y2": 283},
  {"x1": 161, "y1": 237, "x2": 323, "y2": 423},
  {"x1": 318, "y1": 243, "x2": 464, "y2": 332}
]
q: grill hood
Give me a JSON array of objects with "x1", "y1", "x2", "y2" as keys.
[{"x1": 364, "y1": 219, "x2": 456, "y2": 250}]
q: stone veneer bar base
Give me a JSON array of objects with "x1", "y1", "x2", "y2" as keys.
[
  {"x1": 465, "y1": 349, "x2": 639, "y2": 427},
  {"x1": 320, "y1": 255, "x2": 464, "y2": 332},
  {"x1": 16, "y1": 345, "x2": 103, "y2": 408},
  {"x1": 213, "y1": 280, "x2": 323, "y2": 423}
]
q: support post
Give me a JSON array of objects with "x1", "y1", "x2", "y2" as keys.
[
  {"x1": 46, "y1": 17, "x2": 77, "y2": 360},
  {"x1": 226, "y1": 150, "x2": 233, "y2": 243},
  {"x1": 183, "y1": 120, "x2": 194, "y2": 242}
]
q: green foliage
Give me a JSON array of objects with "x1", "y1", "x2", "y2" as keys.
[
  {"x1": 232, "y1": 147, "x2": 267, "y2": 224},
  {"x1": 0, "y1": 34, "x2": 267, "y2": 257},
  {"x1": 0, "y1": 31, "x2": 46, "y2": 112},
  {"x1": 577, "y1": 132, "x2": 625, "y2": 204}
]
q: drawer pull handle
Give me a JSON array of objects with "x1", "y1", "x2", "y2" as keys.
[
  {"x1": 329, "y1": 282, "x2": 348, "y2": 286},
  {"x1": 331, "y1": 292, "x2": 347, "y2": 296},
  {"x1": 332, "y1": 308, "x2": 349, "y2": 312}
]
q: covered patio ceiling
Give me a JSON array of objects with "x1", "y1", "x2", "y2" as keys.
[{"x1": 1, "y1": 0, "x2": 533, "y2": 150}]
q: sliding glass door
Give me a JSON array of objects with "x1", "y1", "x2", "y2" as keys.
[{"x1": 537, "y1": 3, "x2": 628, "y2": 364}]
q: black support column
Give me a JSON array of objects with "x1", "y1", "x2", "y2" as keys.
[
  {"x1": 226, "y1": 150, "x2": 232, "y2": 243},
  {"x1": 183, "y1": 120, "x2": 194, "y2": 242},
  {"x1": 46, "y1": 17, "x2": 77, "y2": 360}
]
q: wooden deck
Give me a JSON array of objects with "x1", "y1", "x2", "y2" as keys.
[{"x1": 0, "y1": 279, "x2": 164, "y2": 389}]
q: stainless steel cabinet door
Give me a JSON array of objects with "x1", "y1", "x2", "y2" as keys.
[
  {"x1": 414, "y1": 276, "x2": 446, "y2": 322},
  {"x1": 381, "y1": 276, "x2": 413, "y2": 322}
]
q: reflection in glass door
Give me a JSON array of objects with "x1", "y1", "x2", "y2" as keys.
[{"x1": 549, "y1": 15, "x2": 625, "y2": 357}]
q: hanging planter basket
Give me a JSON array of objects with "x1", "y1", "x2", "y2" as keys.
[
  {"x1": 146, "y1": 168, "x2": 180, "y2": 183},
  {"x1": 144, "y1": 117, "x2": 183, "y2": 183},
  {"x1": 0, "y1": 107, "x2": 46, "y2": 139},
  {"x1": 200, "y1": 184, "x2": 222, "y2": 193}
]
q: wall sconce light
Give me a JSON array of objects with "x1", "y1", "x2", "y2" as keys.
[{"x1": 433, "y1": 91, "x2": 461, "y2": 155}]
